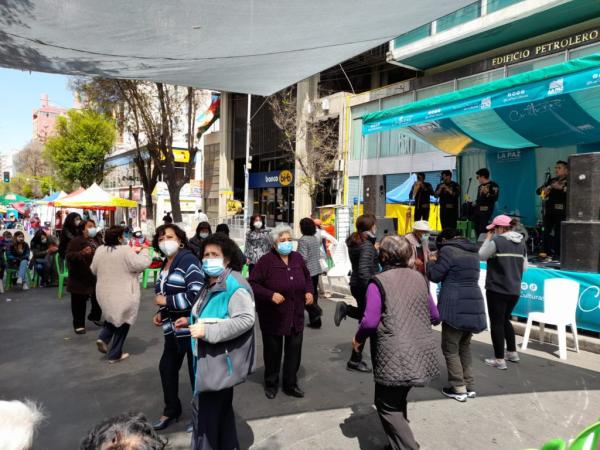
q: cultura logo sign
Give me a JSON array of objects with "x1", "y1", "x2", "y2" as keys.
[{"x1": 521, "y1": 282, "x2": 538, "y2": 292}]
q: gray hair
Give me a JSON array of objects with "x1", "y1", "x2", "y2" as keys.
[
  {"x1": 379, "y1": 235, "x2": 414, "y2": 269},
  {"x1": 0, "y1": 400, "x2": 44, "y2": 450},
  {"x1": 270, "y1": 224, "x2": 294, "y2": 243},
  {"x1": 80, "y1": 412, "x2": 166, "y2": 450}
]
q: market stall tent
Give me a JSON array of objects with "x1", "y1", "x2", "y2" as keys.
[{"x1": 53, "y1": 183, "x2": 137, "y2": 210}]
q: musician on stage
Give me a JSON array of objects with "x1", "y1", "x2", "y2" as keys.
[
  {"x1": 473, "y1": 168, "x2": 500, "y2": 236},
  {"x1": 434, "y1": 170, "x2": 460, "y2": 230},
  {"x1": 409, "y1": 172, "x2": 434, "y2": 221},
  {"x1": 536, "y1": 160, "x2": 568, "y2": 258}
]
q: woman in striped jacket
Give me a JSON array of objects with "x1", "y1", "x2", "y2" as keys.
[
  {"x1": 150, "y1": 224, "x2": 205, "y2": 431},
  {"x1": 297, "y1": 218, "x2": 324, "y2": 329}
]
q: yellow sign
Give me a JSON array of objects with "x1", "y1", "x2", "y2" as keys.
[
  {"x1": 159, "y1": 148, "x2": 190, "y2": 163},
  {"x1": 227, "y1": 199, "x2": 242, "y2": 215},
  {"x1": 279, "y1": 170, "x2": 293, "y2": 187}
]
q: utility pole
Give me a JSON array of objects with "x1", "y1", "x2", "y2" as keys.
[{"x1": 243, "y1": 94, "x2": 252, "y2": 231}]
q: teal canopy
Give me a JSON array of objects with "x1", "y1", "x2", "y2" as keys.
[{"x1": 362, "y1": 54, "x2": 600, "y2": 154}]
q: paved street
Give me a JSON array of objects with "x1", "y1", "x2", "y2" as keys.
[{"x1": 0, "y1": 286, "x2": 599, "y2": 450}]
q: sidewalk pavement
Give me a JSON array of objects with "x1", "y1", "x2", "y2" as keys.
[{"x1": 0, "y1": 286, "x2": 599, "y2": 449}]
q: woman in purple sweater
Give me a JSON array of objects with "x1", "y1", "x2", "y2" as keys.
[{"x1": 249, "y1": 224, "x2": 314, "y2": 400}]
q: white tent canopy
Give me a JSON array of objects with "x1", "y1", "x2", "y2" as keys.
[{"x1": 0, "y1": 1, "x2": 472, "y2": 95}]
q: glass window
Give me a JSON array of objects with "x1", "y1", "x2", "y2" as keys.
[
  {"x1": 393, "y1": 23, "x2": 431, "y2": 48},
  {"x1": 416, "y1": 81, "x2": 454, "y2": 100},
  {"x1": 436, "y1": 2, "x2": 481, "y2": 33},
  {"x1": 486, "y1": 0, "x2": 524, "y2": 14},
  {"x1": 507, "y1": 54, "x2": 566, "y2": 76},
  {"x1": 351, "y1": 102, "x2": 379, "y2": 160},
  {"x1": 570, "y1": 43, "x2": 600, "y2": 60},
  {"x1": 458, "y1": 69, "x2": 504, "y2": 89}
]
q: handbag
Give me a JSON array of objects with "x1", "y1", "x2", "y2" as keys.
[
  {"x1": 193, "y1": 326, "x2": 256, "y2": 393},
  {"x1": 319, "y1": 258, "x2": 329, "y2": 273}
]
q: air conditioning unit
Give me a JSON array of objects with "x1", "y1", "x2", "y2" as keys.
[{"x1": 321, "y1": 98, "x2": 330, "y2": 111}]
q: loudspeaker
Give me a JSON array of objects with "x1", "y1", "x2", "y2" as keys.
[
  {"x1": 560, "y1": 221, "x2": 600, "y2": 272},
  {"x1": 567, "y1": 153, "x2": 600, "y2": 221},
  {"x1": 374, "y1": 217, "x2": 398, "y2": 242},
  {"x1": 363, "y1": 175, "x2": 385, "y2": 217}
]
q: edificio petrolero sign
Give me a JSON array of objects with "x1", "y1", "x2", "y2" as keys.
[{"x1": 490, "y1": 28, "x2": 599, "y2": 67}]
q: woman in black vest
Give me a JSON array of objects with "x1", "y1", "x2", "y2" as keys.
[
  {"x1": 353, "y1": 235, "x2": 439, "y2": 450},
  {"x1": 479, "y1": 215, "x2": 527, "y2": 370},
  {"x1": 334, "y1": 214, "x2": 379, "y2": 373}
]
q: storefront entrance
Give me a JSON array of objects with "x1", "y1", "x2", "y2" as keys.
[{"x1": 248, "y1": 170, "x2": 295, "y2": 227}]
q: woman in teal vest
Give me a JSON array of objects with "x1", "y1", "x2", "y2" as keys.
[{"x1": 175, "y1": 233, "x2": 256, "y2": 450}]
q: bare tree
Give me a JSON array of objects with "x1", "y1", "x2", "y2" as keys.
[
  {"x1": 268, "y1": 87, "x2": 339, "y2": 210},
  {"x1": 75, "y1": 79, "x2": 210, "y2": 222},
  {"x1": 14, "y1": 141, "x2": 52, "y2": 177}
]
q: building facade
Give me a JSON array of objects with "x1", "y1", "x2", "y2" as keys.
[{"x1": 32, "y1": 94, "x2": 67, "y2": 144}]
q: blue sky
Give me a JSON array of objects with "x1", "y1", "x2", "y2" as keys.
[{"x1": 0, "y1": 68, "x2": 74, "y2": 154}]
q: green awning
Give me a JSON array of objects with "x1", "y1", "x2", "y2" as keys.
[{"x1": 362, "y1": 54, "x2": 600, "y2": 154}]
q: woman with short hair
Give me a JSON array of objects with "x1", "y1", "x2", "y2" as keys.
[
  {"x1": 189, "y1": 221, "x2": 212, "y2": 259},
  {"x1": 174, "y1": 233, "x2": 255, "y2": 449},
  {"x1": 297, "y1": 217, "x2": 324, "y2": 328},
  {"x1": 353, "y1": 235, "x2": 439, "y2": 450},
  {"x1": 7, "y1": 230, "x2": 31, "y2": 290},
  {"x1": 249, "y1": 224, "x2": 313, "y2": 399},
  {"x1": 91, "y1": 226, "x2": 151, "y2": 363},
  {"x1": 66, "y1": 219, "x2": 103, "y2": 334}
]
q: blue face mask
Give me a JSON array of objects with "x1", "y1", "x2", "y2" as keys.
[
  {"x1": 202, "y1": 257, "x2": 225, "y2": 277},
  {"x1": 277, "y1": 241, "x2": 293, "y2": 255}
]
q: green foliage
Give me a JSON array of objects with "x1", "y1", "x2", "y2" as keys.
[{"x1": 45, "y1": 108, "x2": 116, "y2": 188}]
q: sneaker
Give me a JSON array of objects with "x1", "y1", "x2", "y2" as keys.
[
  {"x1": 505, "y1": 351, "x2": 520, "y2": 363},
  {"x1": 485, "y1": 358, "x2": 507, "y2": 370},
  {"x1": 442, "y1": 387, "x2": 467, "y2": 402},
  {"x1": 22, "y1": 283, "x2": 29, "y2": 291},
  {"x1": 334, "y1": 302, "x2": 347, "y2": 327},
  {"x1": 16, "y1": 277, "x2": 22, "y2": 285},
  {"x1": 467, "y1": 391, "x2": 477, "y2": 399},
  {"x1": 96, "y1": 339, "x2": 108, "y2": 354}
]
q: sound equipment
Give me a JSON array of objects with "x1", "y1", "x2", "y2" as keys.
[
  {"x1": 363, "y1": 175, "x2": 386, "y2": 218},
  {"x1": 560, "y1": 221, "x2": 600, "y2": 272},
  {"x1": 374, "y1": 217, "x2": 397, "y2": 242},
  {"x1": 567, "y1": 153, "x2": 600, "y2": 221}
]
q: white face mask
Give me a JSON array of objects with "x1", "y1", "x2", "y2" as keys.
[
  {"x1": 159, "y1": 239, "x2": 180, "y2": 257},
  {"x1": 87, "y1": 228, "x2": 98, "y2": 238},
  {"x1": 199, "y1": 232, "x2": 209, "y2": 239},
  {"x1": 253, "y1": 221, "x2": 263, "y2": 229}
]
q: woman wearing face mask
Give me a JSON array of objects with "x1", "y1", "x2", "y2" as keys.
[
  {"x1": 30, "y1": 229, "x2": 51, "y2": 287},
  {"x1": 58, "y1": 212, "x2": 82, "y2": 260},
  {"x1": 249, "y1": 225, "x2": 314, "y2": 400},
  {"x1": 244, "y1": 214, "x2": 271, "y2": 273},
  {"x1": 91, "y1": 226, "x2": 151, "y2": 363},
  {"x1": 151, "y1": 224, "x2": 204, "y2": 431},
  {"x1": 66, "y1": 219, "x2": 103, "y2": 334},
  {"x1": 7, "y1": 231, "x2": 31, "y2": 291},
  {"x1": 405, "y1": 220, "x2": 432, "y2": 277},
  {"x1": 189, "y1": 222, "x2": 212, "y2": 259},
  {"x1": 333, "y1": 214, "x2": 379, "y2": 373},
  {"x1": 128, "y1": 227, "x2": 150, "y2": 249},
  {"x1": 174, "y1": 233, "x2": 255, "y2": 449}
]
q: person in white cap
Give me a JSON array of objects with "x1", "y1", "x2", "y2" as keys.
[
  {"x1": 479, "y1": 214, "x2": 527, "y2": 370},
  {"x1": 129, "y1": 227, "x2": 150, "y2": 249},
  {"x1": 404, "y1": 220, "x2": 431, "y2": 277}
]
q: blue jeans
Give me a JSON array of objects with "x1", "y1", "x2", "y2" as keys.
[
  {"x1": 34, "y1": 259, "x2": 49, "y2": 285},
  {"x1": 17, "y1": 260, "x2": 28, "y2": 281}
]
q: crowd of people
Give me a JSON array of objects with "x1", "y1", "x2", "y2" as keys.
[{"x1": 0, "y1": 202, "x2": 530, "y2": 450}]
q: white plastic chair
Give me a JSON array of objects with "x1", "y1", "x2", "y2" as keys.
[
  {"x1": 478, "y1": 268, "x2": 491, "y2": 331},
  {"x1": 326, "y1": 240, "x2": 352, "y2": 283},
  {"x1": 521, "y1": 278, "x2": 580, "y2": 360},
  {"x1": 429, "y1": 282, "x2": 438, "y2": 305}
]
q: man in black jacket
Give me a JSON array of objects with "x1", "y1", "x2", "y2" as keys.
[
  {"x1": 428, "y1": 229, "x2": 486, "y2": 402},
  {"x1": 409, "y1": 172, "x2": 434, "y2": 222},
  {"x1": 473, "y1": 168, "x2": 499, "y2": 236},
  {"x1": 536, "y1": 160, "x2": 568, "y2": 258},
  {"x1": 435, "y1": 170, "x2": 460, "y2": 230}
]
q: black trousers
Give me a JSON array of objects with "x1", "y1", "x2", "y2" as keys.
[
  {"x1": 473, "y1": 210, "x2": 493, "y2": 237},
  {"x1": 262, "y1": 331, "x2": 303, "y2": 390},
  {"x1": 543, "y1": 213, "x2": 564, "y2": 257},
  {"x1": 192, "y1": 387, "x2": 238, "y2": 450},
  {"x1": 305, "y1": 275, "x2": 323, "y2": 325},
  {"x1": 486, "y1": 290, "x2": 520, "y2": 359},
  {"x1": 159, "y1": 335, "x2": 194, "y2": 418},
  {"x1": 440, "y1": 207, "x2": 458, "y2": 231},
  {"x1": 98, "y1": 322, "x2": 130, "y2": 360},
  {"x1": 347, "y1": 285, "x2": 367, "y2": 321},
  {"x1": 70, "y1": 292, "x2": 102, "y2": 329},
  {"x1": 414, "y1": 207, "x2": 430, "y2": 222},
  {"x1": 374, "y1": 383, "x2": 419, "y2": 450}
]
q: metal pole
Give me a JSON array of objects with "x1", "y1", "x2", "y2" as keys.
[
  {"x1": 357, "y1": 133, "x2": 365, "y2": 214},
  {"x1": 243, "y1": 94, "x2": 252, "y2": 231}
]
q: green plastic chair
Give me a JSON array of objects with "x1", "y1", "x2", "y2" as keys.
[
  {"x1": 525, "y1": 419, "x2": 600, "y2": 450},
  {"x1": 457, "y1": 220, "x2": 474, "y2": 241},
  {"x1": 242, "y1": 264, "x2": 249, "y2": 279},
  {"x1": 141, "y1": 248, "x2": 162, "y2": 289},
  {"x1": 3, "y1": 252, "x2": 32, "y2": 290},
  {"x1": 55, "y1": 252, "x2": 68, "y2": 299}
]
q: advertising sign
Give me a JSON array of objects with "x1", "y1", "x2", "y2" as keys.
[{"x1": 249, "y1": 170, "x2": 295, "y2": 189}]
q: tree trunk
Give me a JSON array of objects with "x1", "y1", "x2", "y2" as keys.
[
  {"x1": 167, "y1": 182, "x2": 183, "y2": 223},
  {"x1": 144, "y1": 190, "x2": 154, "y2": 223}
]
